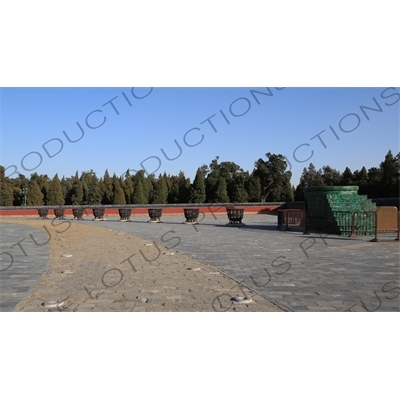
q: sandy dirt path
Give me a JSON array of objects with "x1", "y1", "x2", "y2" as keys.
[{"x1": 1, "y1": 218, "x2": 283, "y2": 312}]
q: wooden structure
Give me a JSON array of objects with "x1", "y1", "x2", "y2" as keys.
[{"x1": 371, "y1": 206, "x2": 399, "y2": 242}]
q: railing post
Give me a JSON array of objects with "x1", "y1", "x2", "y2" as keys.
[
  {"x1": 397, "y1": 211, "x2": 400, "y2": 241},
  {"x1": 277, "y1": 209, "x2": 284, "y2": 229},
  {"x1": 284, "y1": 210, "x2": 291, "y2": 231},
  {"x1": 300, "y1": 210, "x2": 306, "y2": 229},
  {"x1": 303, "y1": 211, "x2": 310, "y2": 235},
  {"x1": 349, "y1": 212, "x2": 357, "y2": 237},
  {"x1": 371, "y1": 210, "x2": 379, "y2": 242}
]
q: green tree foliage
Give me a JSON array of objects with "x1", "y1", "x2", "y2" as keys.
[
  {"x1": 246, "y1": 175, "x2": 261, "y2": 202},
  {"x1": 117, "y1": 176, "x2": 127, "y2": 202},
  {"x1": 144, "y1": 175, "x2": 154, "y2": 203},
  {"x1": 146, "y1": 174, "x2": 157, "y2": 204},
  {"x1": 204, "y1": 158, "x2": 247, "y2": 202},
  {"x1": 379, "y1": 150, "x2": 400, "y2": 197},
  {"x1": 167, "y1": 175, "x2": 180, "y2": 203},
  {"x1": 353, "y1": 167, "x2": 369, "y2": 195},
  {"x1": 101, "y1": 169, "x2": 114, "y2": 204},
  {"x1": 204, "y1": 157, "x2": 219, "y2": 202},
  {"x1": 0, "y1": 149, "x2": 397, "y2": 207},
  {"x1": 0, "y1": 166, "x2": 14, "y2": 206},
  {"x1": 168, "y1": 171, "x2": 191, "y2": 203},
  {"x1": 152, "y1": 175, "x2": 168, "y2": 204},
  {"x1": 366, "y1": 167, "x2": 382, "y2": 198},
  {"x1": 122, "y1": 170, "x2": 134, "y2": 204},
  {"x1": 322, "y1": 165, "x2": 341, "y2": 186},
  {"x1": 253, "y1": 153, "x2": 293, "y2": 201},
  {"x1": 81, "y1": 170, "x2": 102, "y2": 205},
  {"x1": 162, "y1": 172, "x2": 172, "y2": 198},
  {"x1": 11, "y1": 174, "x2": 29, "y2": 206},
  {"x1": 295, "y1": 163, "x2": 325, "y2": 201},
  {"x1": 229, "y1": 174, "x2": 248, "y2": 203},
  {"x1": 32, "y1": 173, "x2": 50, "y2": 205},
  {"x1": 214, "y1": 177, "x2": 230, "y2": 203},
  {"x1": 177, "y1": 172, "x2": 191, "y2": 203},
  {"x1": 340, "y1": 167, "x2": 354, "y2": 186},
  {"x1": 133, "y1": 171, "x2": 149, "y2": 203},
  {"x1": 61, "y1": 177, "x2": 73, "y2": 205},
  {"x1": 190, "y1": 168, "x2": 206, "y2": 203},
  {"x1": 283, "y1": 178, "x2": 294, "y2": 202},
  {"x1": 47, "y1": 174, "x2": 65, "y2": 205},
  {"x1": 70, "y1": 179, "x2": 84, "y2": 205},
  {"x1": 113, "y1": 177, "x2": 126, "y2": 205},
  {"x1": 27, "y1": 181, "x2": 44, "y2": 206},
  {"x1": 132, "y1": 179, "x2": 146, "y2": 204}
]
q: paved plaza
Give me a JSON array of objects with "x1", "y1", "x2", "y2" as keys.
[
  {"x1": 0, "y1": 224, "x2": 50, "y2": 312},
  {"x1": 1, "y1": 213, "x2": 399, "y2": 311}
]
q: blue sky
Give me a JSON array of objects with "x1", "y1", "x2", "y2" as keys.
[{"x1": 1, "y1": 87, "x2": 398, "y2": 186}]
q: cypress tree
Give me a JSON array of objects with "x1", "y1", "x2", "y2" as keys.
[
  {"x1": 101, "y1": 169, "x2": 114, "y2": 204},
  {"x1": 122, "y1": 169, "x2": 134, "y2": 204},
  {"x1": 133, "y1": 171, "x2": 149, "y2": 203},
  {"x1": 132, "y1": 179, "x2": 146, "y2": 204},
  {"x1": 0, "y1": 166, "x2": 14, "y2": 206},
  {"x1": 379, "y1": 150, "x2": 400, "y2": 197},
  {"x1": 113, "y1": 180, "x2": 126, "y2": 205},
  {"x1": 340, "y1": 167, "x2": 354, "y2": 186},
  {"x1": 246, "y1": 176, "x2": 261, "y2": 202},
  {"x1": 61, "y1": 177, "x2": 72, "y2": 205},
  {"x1": 214, "y1": 177, "x2": 230, "y2": 203},
  {"x1": 81, "y1": 171, "x2": 102, "y2": 205},
  {"x1": 27, "y1": 181, "x2": 44, "y2": 206},
  {"x1": 294, "y1": 163, "x2": 325, "y2": 201},
  {"x1": 70, "y1": 180, "x2": 84, "y2": 205},
  {"x1": 253, "y1": 153, "x2": 294, "y2": 202},
  {"x1": 152, "y1": 176, "x2": 168, "y2": 204},
  {"x1": 167, "y1": 175, "x2": 180, "y2": 203},
  {"x1": 146, "y1": 175, "x2": 157, "y2": 204},
  {"x1": 46, "y1": 174, "x2": 65, "y2": 205},
  {"x1": 190, "y1": 168, "x2": 206, "y2": 203},
  {"x1": 177, "y1": 171, "x2": 191, "y2": 203},
  {"x1": 353, "y1": 167, "x2": 369, "y2": 195},
  {"x1": 322, "y1": 165, "x2": 341, "y2": 186},
  {"x1": 229, "y1": 175, "x2": 248, "y2": 203}
]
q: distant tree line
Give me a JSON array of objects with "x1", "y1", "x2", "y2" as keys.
[
  {"x1": 0, "y1": 150, "x2": 398, "y2": 206},
  {"x1": 294, "y1": 150, "x2": 399, "y2": 200}
]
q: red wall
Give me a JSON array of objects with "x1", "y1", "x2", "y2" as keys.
[{"x1": 0, "y1": 205, "x2": 281, "y2": 217}]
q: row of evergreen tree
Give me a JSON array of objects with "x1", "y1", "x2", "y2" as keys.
[
  {"x1": 295, "y1": 150, "x2": 399, "y2": 200},
  {"x1": 0, "y1": 150, "x2": 398, "y2": 206}
]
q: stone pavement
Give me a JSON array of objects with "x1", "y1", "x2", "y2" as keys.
[
  {"x1": 76, "y1": 212, "x2": 400, "y2": 312},
  {"x1": 0, "y1": 219, "x2": 282, "y2": 312},
  {"x1": 0, "y1": 224, "x2": 50, "y2": 311},
  {"x1": 1, "y1": 212, "x2": 399, "y2": 312}
]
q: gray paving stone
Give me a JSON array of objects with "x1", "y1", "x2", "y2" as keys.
[
  {"x1": 0, "y1": 223, "x2": 51, "y2": 312},
  {"x1": 2, "y1": 213, "x2": 399, "y2": 312},
  {"x1": 74, "y1": 213, "x2": 399, "y2": 312}
]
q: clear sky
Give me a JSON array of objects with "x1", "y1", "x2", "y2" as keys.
[{"x1": 1, "y1": 87, "x2": 398, "y2": 186}]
